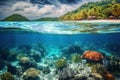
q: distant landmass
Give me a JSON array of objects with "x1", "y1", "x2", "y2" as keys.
[
  {"x1": 2, "y1": 0, "x2": 120, "y2": 21},
  {"x1": 2, "y1": 14, "x2": 29, "y2": 21},
  {"x1": 34, "y1": 17, "x2": 59, "y2": 21}
]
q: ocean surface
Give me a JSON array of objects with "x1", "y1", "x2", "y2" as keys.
[
  {"x1": 0, "y1": 21, "x2": 120, "y2": 80},
  {"x1": 0, "y1": 21, "x2": 120, "y2": 55}
]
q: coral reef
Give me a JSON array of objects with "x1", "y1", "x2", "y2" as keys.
[
  {"x1": 82, "y1": 50, "x2": 104, "y2": 64},
  {"x1": 55, "y1": 58, "x2": 67, "y2": 69},
  {"x1": 71, "y1": 54, "x2": 81, "y2": 63},
  {"x1": 19, "y1": 57, "x2": 30, "y2": 63},
  {"x1": 0, "y1": 59, "x2": 6, "y2": 70},
  {"x1": 62, "y1": 44, "x2": 83, "y2": 55},
  {"x1": 0, "y1": 72, "x2": 14, "y2": 80},
  {"x1": 91, "y1": 63, "x2": 107, "y2": 76},
  {"x1": 104, "y1": 73, "x2": 115, "y2": 80},
  {"x1": 22, "y1": 68, "x2": 40, "y2": 80},
  {"x1": 42, "y1": 66, "x2": 51, "y2": 74},
  {"x1": 6, "y1": 62, "x2": 17, "y2": 75}
]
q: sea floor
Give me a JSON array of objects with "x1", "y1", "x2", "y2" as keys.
[{"x1": 0, "y1": 43, "x2": 120, "y2": 80}]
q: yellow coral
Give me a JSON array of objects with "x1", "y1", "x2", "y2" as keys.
[
  {"x1": 20, "y1": 57, "x2": 30, "y2": 63},
  {"x1": 55, "y1": 58, "x2": 67, "y2": 68},
  {"x1": 71, "y1": 54, "x2": 81, "y2": 63},
  {"x1": 24, "y1": 68, "x2": 40, "y2": 77}
]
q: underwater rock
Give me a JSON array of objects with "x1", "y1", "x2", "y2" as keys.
[
  {"x1": 42, "y1": 66, "x2": 51, "y2": 74},
  {"x1": 7, "y1": 53, "x2": 17, "y2": 62},
  {"x1": 18, "y1": 57, "x2": 37, "y2": 71},
  {"x1": 0, "y1": 72, "x2": 14, "y2": 80},
  {"x1": 7, "y1": 48, "x2": 18, "y2": 62},
  {"x1": 71, "y1": 54, "x2": 81, "y2": 63},
  {"x1": 55, "y1": 58, "x2": 67, "y2": 69},
  {"x1": 62, "y1": 44, "x2": 83, "y2": 55},
  {"x1": 0, "y1": 59, "x2": 6, "y2": 70},
  {"x1": 18, "y1": 45, "x2": 32, "y2": 54},
  {"x1": 105, "y1": 43, "x2": 120, "y2": 55},
  {"x1": 33, "y1": 43, "x2": 47, "y2": 57},
  {"x1": 30, "y1": 49, "x2": 42, "y2": 62},
  {"x1": 82, "y1": 50, "x2": 104, "y2": 63},
  {"x1": 106, "y1": 56, "x2": 120, "y2": 73},
  {"x1": 22, "y1": 68, "x2": 40, "y2": 80},
  {"x1": 19, "y1": 61, "x2": 38, "y2": 72},
  {"x1": 0, "y1": 47, "x2": 10, "y2": 60},
  {"x1": 6, "y1": 62, "x2": 17, "y2": 75}
]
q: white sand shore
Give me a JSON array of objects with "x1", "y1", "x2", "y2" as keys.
[{"x1": 65, "y1": 20, "x2": 120, "y2": 23}]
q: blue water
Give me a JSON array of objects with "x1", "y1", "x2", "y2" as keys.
[
  {"x1": 0, "y1": 21, "x2": 120, "y2": 80},
  {"x1": 0, "y1": 21, "x2": 120, "y2": 56}
]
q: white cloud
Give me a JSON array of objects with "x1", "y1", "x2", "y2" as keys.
[
  {"x1": 0, "y1": 0, "x2": 101, "y2": 20},
  {"x1": 10, "y1": 1, "x2": 80, "y2": 20}
]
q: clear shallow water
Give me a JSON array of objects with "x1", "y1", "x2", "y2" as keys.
[
  {"x1": 0, "y1": 21, "x2": 120, "y2": 56},
  {"x1": 0, "y1": 21, "x2": 120, "y2": 34},
  {"x1": 0, "y1": 21, "x2": 120, "y2": 80}
]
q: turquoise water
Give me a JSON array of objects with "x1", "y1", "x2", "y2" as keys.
[
  {"x1": 0, "y1": 21, "x2": 120, "y2": 80},
  {"x1": 0, "y1": 21, "x2": 120, "y2": 55}
]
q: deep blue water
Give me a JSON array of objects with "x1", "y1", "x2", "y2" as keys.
[{"x1": 0, "y1": 21, "x2": 120, "y2": 56}]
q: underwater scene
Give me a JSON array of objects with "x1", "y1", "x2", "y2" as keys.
[
  {"x1": 0, "y1": 0, "x2": 120, "y2": 80},
  {"x1": 0, "y1": 21, "x2": 120, "y2": 80}
]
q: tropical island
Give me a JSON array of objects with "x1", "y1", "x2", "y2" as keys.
[{"x1": 1, "y1": 0, "x2": 120, "y2": 21}]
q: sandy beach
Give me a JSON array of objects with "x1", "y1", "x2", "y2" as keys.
[{"x1": 66, "y1": 20, "x2": 120, "y2": 23}]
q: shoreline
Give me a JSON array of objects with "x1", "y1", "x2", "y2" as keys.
[{"x1": 65, "y1": 20, "x2": 120, "y2": 23}]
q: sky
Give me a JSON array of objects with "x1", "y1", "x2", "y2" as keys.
[{"x1": 0, "y1": 0, "x2": 100, "y2": 20}]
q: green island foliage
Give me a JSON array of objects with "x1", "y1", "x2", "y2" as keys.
[
  {"x1": 34, "y1": 17, "x2": 59, "y2": 21},
  {"x1": 60, "y1": 0, "x2": 120, "y2": 20},
  {"x1": 2, "y1": 14, "x2": 29, "y2": 21}
]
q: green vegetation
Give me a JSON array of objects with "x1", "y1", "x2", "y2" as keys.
[
  {"x1": 60, "y1": 0, "x2": 120, "y2": 20},
  {"x1": 34, "y1": 17, "x2": 59, "y2": 21},
  {"x1": 3, "y1": 14, "x2": 29, "y2": 21}
]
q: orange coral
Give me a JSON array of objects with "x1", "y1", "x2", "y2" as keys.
[
  {"x1": 104, "y1": 73, "x2": 115, "y2": 80},
  {"x1": 82, "y1": 50, "x2": 104, "y2": 61}
]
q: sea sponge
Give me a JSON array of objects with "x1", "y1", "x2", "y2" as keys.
[
  {"x1": 55, "y1": 58, "x2": 67, "y2": 69},
  {"x1": 0, "y1": 72, "x2": 14, "y2": 80},
  {"x1": 71, "y1": 54, "x2": 81, "y2": 63},
  {"x1": 104, "y1": 73, "x2": 115, "y2": 80},
  {"x1": 23, "y1": 68, "x2": 40, "y2": 77}
]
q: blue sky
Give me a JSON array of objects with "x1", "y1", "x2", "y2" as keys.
[{"x1": 0, "y1": 0, "x2": 100, "y2": 20}]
